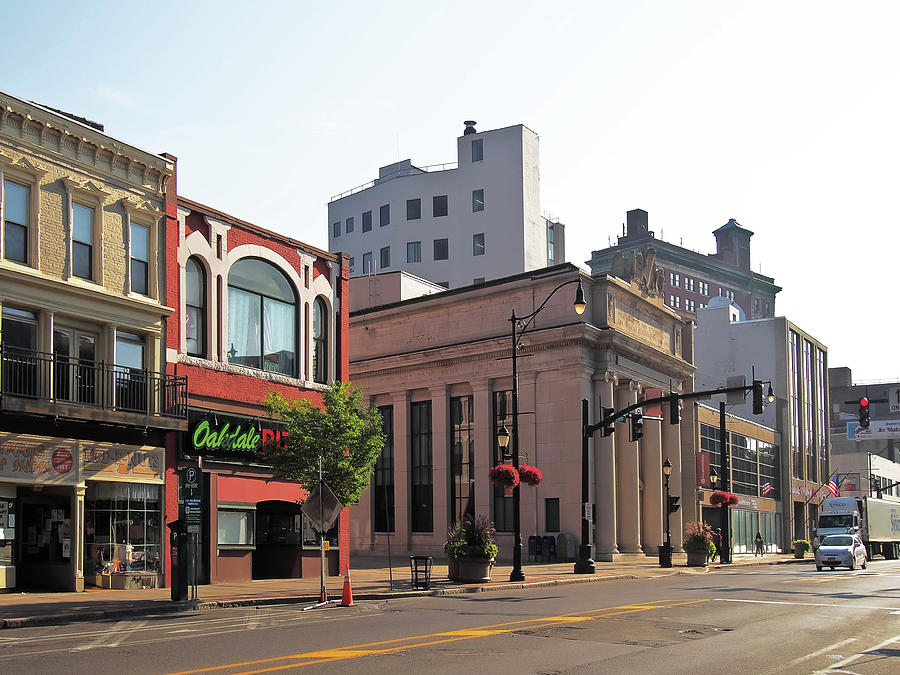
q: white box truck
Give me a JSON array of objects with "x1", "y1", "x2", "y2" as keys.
[{"x1": 815, "y1": 496, "x2": 900, "y2": 559}]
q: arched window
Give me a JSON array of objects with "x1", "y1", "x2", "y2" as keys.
[
  {"x1": 228, "y1": 258, "x2": 297, "y2": 376},
  {"x1": 185, "y1": 257, "x2": 206, "y2": 357},
  {"x1": 313, "y1": 297, "x2": 328, "y2": 384}
]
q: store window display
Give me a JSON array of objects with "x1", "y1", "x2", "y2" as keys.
[{"x1": 84, "y1": 483, "x2": 162, "y2": 587}]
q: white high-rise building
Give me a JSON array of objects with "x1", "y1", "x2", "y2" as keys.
[{"x1": 327, "y1": 122, "x2": 565, "y2": 289}]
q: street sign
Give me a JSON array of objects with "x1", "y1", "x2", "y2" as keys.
[
  {"x1": 301, "y1": 481, "x2": 343, "y2": 532},
  {"x1": 182, "y1": 466, "x2": 202, "y2": 533}
]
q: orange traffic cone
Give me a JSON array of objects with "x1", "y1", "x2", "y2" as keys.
[{"x1": 340, "y1": 567, "x2": 353, "y2": 607}]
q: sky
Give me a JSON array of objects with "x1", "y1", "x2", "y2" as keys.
[{"x1": 4, "y1": 1, "x2": 898, "y2": 382}]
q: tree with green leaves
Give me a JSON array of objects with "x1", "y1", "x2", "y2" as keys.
[{"x1": 263, "y1": 382, "x2": 385, "y2": 506}]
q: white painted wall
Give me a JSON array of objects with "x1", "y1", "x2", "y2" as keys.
[{"x1": 328, "y1": 124, "x2": 553, "y2": 289}]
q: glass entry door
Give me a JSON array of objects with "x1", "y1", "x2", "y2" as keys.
[{"x1": 53, "y1": 329, "x2": 97, "y2": 404}]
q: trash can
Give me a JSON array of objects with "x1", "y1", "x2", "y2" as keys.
[
  {"x1": 409, "y1": 555, "x2": 433, "y2": 590},
  {"x1": 658, "y1": 544, "x2": 673, "y2": 568},
  {"x1": 168, "y1": 519, "x2": 188, "y2": 601}
]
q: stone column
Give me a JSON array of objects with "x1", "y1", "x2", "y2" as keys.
[
  {"x1": 664, "y1": 405, "x2": 684, "y2": 551},
  {"x1": 73, "y1": 485, "x2": 86, "y2": 592},
  {"x1": 430, "y1": 385, "x2": 450, "y2": 543},
  {"x1": 615, "y1": 383, "x2": 641, "y2": 553},
  {"x1": 391, "y1": 391, "x2": 410, "y2": 551},
  {"x1": 472, "y1": 380, "x2": 492, "y2": 522},
  {"x1": 593, "y1": 374, "x2": 618, "y2": 561},
  {"x1": 41, "y1": 310, "x2": 54, "y2": 399},
  {"x1": 640, "y1": 409, "x2": 663, "y2": 553}
]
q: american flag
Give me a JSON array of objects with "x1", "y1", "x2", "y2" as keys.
[
  {"x1": 827, "y1": 477, "x2": 840, "y2": 497},
  {"x1": 761, "y1": 482, "x2": 773, "y2": 496}
]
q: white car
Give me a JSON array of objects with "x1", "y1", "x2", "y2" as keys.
[{"x1": 815, "y1": 534, "x2": 867, "y2": 571}]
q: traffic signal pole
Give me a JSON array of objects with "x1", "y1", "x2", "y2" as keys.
[{"x1": 582, "y1": 379, "x2": 769, "y2": 567}]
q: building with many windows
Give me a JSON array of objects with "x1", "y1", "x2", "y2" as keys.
[
  {"x1": 587, "y1": 209, "x2": 781, "y2": 322},
  {"x1": 685, "y1": 404, "x2": 782, "y2": 552},
  {"x1": 348, "y1": 264, "x2": 695, "y2": 562},
  {"x1": 163, "y1": 195, "x2": 350, "y2": 585},
  {"x1": 328, "y1": 122, "x2": 564, "y2": 289},
  {"x1": 694, "y1": 302, "x2": 829, "y2": 547},
  {"x1": 0, "y1": 91, "x2": 183, "y2": 592},
  {"x1": 828, "y1": 366, "x2": 900, "y2": 500}
]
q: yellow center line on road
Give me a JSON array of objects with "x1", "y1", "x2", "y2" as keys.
[{"x1": 163, "y1": 598, "x2": 708, "y2": 675}]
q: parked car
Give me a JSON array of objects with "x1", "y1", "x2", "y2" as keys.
[{"x1": 815, "y1": 534, "x2": 868, "y2": 571}]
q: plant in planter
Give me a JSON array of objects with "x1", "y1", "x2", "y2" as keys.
[
  {"x1": 792, "y1": 539, "x2": 811, "y2": 558},
  {"x1": 517, "y1": 464, "x2": 543, "y2": 487},
  {"x1": 444, "y1": 514, "x2": 499, "y2": 583},
  {"x1": 489, "y1": 464, "x2": 519, "y2": 495},
  {"x1": 684, "y1": 521, "x2": 715, "y2": 566},
  {"x1": 727, "y1": 493, "x2": 740, "y2": 506}
]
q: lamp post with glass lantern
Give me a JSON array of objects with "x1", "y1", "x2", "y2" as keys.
[
  {"x1": 660, "y1": 458, "x2": 674, "y2": 568},
  {"x1": 501, "y1": 275, "x2": 586, "y2": 582}
]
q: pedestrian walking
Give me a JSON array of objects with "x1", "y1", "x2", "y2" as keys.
[
  {"x1": 712, "y1": 528, "x2": 722, "y2": 563},
  {"x1": 755, "y1": 531, "x2": 764, "y2": 557}
]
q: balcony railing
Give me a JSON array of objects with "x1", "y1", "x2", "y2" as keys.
[{"x1": 0, "y1": 344, "x2": 187, "y2": 421}]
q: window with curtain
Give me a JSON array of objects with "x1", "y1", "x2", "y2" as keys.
[
  {"x1": 313, "y1": 297, "x2": 328, "y2": 384},
  {"x1": 3, "y1": 180, "x2": 28, "y2": 264},
  {"x1": 227, "y1": 258, "x2": 297, "y2": 377},
  {"x1": 130, "y1": 222, "x2": 149, "y2": 295},
  {"x1": 72, "y1": 203, "x2": 94, "y2": 280},
  {"x1": 185, "y1": 257, "x2": 206, "y2": 357}
]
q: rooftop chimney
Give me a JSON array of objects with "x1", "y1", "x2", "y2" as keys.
[{"x1": 463, "y1": 120, "x2": 477, "y2": 135}]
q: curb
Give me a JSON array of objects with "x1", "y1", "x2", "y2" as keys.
[{"x1": 0, "y1": 558, "x2": 806, "y2": 630}]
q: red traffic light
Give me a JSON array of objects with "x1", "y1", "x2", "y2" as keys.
[{"x1": 859, "y1": 396, "x2": 869, "y2": 407}]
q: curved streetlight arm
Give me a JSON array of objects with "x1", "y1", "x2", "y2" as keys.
[{"x1": 511, "y1": 277, "x2": 585, "y2": 349}]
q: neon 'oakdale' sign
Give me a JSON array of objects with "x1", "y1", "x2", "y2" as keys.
[{"x1": 191, "y1": 419, "x2": 287, "y2": 454}]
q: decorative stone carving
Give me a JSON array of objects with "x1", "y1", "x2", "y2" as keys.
[{"x1": 611, "y1": 247, "x2": 665, "y2": 298}]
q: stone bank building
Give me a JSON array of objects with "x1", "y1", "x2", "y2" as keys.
[{"x1": 348, "y1": 263, "x2": 695, "y2": 561}]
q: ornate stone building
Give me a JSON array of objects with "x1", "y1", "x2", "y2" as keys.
[
  {"x1": 0, "y1": 91, "x2": 181, "y2": 591},
  {"x1": 348, "y1": 264, "x2": 694, "y2": 562}
]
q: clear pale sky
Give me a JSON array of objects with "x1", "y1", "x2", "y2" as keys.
[{"x1": 5, "y1": 1, "x2": 897, "y2": 382}]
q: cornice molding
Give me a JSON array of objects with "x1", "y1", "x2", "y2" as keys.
[{"x1": 0, "y1": 93, "x2": 172, "y2": 195}]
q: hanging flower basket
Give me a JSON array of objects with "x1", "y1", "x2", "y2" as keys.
[
  {"x1": 489, "y1": 464, "x2": 519, "y2": 490},
  {"x1": 710, "y1": 490, "x2": 740, "y2": 507},
  {"x1": 517, "y1": 464, "x2": 543, "y2": 487},
  {"x1": 709, "y1": 490, "x2": 730, "y2": 507}
]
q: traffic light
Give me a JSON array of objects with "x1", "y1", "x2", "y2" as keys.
[
  {"x1": 601, "y1": 407, "x2": 615, "y2": 437},
  {"x1": 669, "y1": 395, "x2": 682, "y2": 425},
  {"x1": 630, "y1": 411, "x2": 643, "y2": 442},
  {"x1": 667, "y1": 495, "x2": 681, "y2": 514},
  {"x1": 858, "y1": 396, "x2": 870, "y2": 429},
  {"x1": 752, "y1": 380, "x2": 764, "y2": 415}
]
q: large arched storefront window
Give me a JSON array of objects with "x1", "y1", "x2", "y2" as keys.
[
  {"x1": 228, "y1": 258, "x2": 297, "y2": 376},
  {"x1": 312, "y1": 297, "x2": 328, "y2": 384},
  {"x1": 185, "y1": 257, "x2": 206, "y2": 357}
]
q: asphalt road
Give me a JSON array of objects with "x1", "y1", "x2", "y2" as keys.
[{"x1": 1, "y1": 560, "x2": 899, "y2": 674}]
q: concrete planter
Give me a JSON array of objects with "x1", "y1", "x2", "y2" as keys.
[
  {"x1": 793, "y1": 543, "x2": 806, "y2": 558},
  {"x1": 452, "y1": 558, "x2": 494, "y2": 583},
  {"x1": 686, "y1": 550, "x2": 708, "y2": 567}
]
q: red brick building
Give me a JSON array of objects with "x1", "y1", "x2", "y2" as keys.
[{"x1": 163, "y1": 167, "x2": 350, "y2": 585}]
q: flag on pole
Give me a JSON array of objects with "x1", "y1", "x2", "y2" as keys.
[
  {"x1": 761, "y1": 482, "x2": 773, "y2": 496},
  {"x1": 827, "y1": 477, "x2": 839, "y2": 497}
]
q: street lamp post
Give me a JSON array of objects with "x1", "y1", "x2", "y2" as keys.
[
  {"x1": 661, "y1": 458, "x2": 673, "y2": 568},
  {"x1": 505, "y1": 275, "x2": 586, "y2": 583}
]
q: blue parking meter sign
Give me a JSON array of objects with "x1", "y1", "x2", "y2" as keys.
[{"x1": 182, "y1": 467, "x2": 202, "y2": 533}]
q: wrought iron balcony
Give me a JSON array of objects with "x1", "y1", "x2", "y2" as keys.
[{"x1": 1, "y1": 344, "x2": 187, "y2": 428}]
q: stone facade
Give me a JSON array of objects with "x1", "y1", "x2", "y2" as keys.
[{"x1": 349, "y1": 264, "x2": 694, "y2": 562}]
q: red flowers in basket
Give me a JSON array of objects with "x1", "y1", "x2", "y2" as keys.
[
  {"x1": 517, "y1": 464, "x2": 543, "y2": 487},
  {"x1": 710, "y1": 490, "x2": 740, "y2": 507},
  {"x1": 489, "y1": 464, "x2": 519, "y2": 489}
]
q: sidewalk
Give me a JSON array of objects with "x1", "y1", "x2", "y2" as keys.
[{"x1": 0, "y1": 552, "x2": 809, "y2": 629}]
